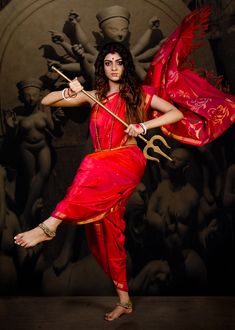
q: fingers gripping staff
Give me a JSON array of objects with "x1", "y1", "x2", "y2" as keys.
[{"x1": 51, "y1": 66, "x2": 172, "y2": 162}]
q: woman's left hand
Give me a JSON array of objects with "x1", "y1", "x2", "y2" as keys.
[{"x1": 125, "y1": 124, "x2": 145, "y2": 137}]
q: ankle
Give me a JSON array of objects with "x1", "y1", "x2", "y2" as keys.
[
  {"x1": 38, "y1": 223, "x2": 56, "y2": 238},
  {"x1": 44, "y1": 217, "x2": 62, "y2": 228},
  {"x1": 117, "y1": 289, "x2": 130, "y2": 304},
  {"x1": 117, "y1": 301, "x2": 132, "y2": 309}
]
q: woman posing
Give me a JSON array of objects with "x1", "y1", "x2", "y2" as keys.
[{"x1": 14, "y1": 42, "x2": 183, "y2": 321}]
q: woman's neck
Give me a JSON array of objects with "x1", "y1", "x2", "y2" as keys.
[{"x1": 108, "y1": 80, "x2": 120, "y2": 93}]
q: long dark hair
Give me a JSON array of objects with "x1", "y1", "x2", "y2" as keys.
[{"x1": 94, "y1": 42, "x2": 146, "y2": 123}]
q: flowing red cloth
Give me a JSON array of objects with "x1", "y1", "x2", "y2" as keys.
[
  {"x1": 52, "y1": 88, "x2": 155, "y2": 290},
  {"x1": 145, "y1": 6, "x2": 235, "y2": 146}
]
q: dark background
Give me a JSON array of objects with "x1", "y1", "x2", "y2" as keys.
[{"x1": 0, "y1": 0, "x2": 235, "y2": 297}]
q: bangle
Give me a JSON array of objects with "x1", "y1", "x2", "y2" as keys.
[
  {"x1": 139, "y1": 122, "x2": 147, "y2": 135},
  {"x1": 62, "y1": 88, "x2": 78, "y2": 100},
  {"x1": 67, "y1": 88, "x2": 77, "y2": 98},
  {"x1": 61, "y1": 88, "x2": 70, "y2": 101}
]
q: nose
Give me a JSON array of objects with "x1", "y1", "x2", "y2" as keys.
[{"x1": 111, "y1": 62, "x2": 117, "y2": 70}]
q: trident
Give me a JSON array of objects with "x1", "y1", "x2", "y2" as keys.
[{"x1": 51, "y1": 66, "x2": 172, "y2": 162}]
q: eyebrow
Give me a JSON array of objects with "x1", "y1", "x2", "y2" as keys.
[{"x1": 104, "y1": 58, "x2": 122, "y2": 62}]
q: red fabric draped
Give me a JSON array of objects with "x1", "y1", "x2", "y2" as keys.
[
  {"x1": 52, "y1": 89, "x2": 155, "y2": 224},
  {"x1": 51, "y1": 89, "x2": 155, "y2": 291},
  {"x1": 52, "y1": 146, "x2": 146, "y2": 291},
  {"x1": 85, "y1": 205, "x2": 128, "y2": 291},
  {"x1": 52, "y1": 145, "x2": 146, "y2": 224},
  {"x1": 145, "y1": 6, "x2": 235, "y2": 146}
]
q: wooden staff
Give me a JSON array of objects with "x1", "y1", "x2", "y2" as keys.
[{"x1": 51, "y1": 66, "x2": 172, "y2": 162}]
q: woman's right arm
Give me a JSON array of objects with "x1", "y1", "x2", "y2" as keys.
[{"x1": 41, "y1": 78, "x2": 95, "y2": 108}]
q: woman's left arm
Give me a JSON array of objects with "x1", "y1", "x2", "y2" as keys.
[
  {"x1": 125, "y1": 94, "x2": 183, "y2": 137},
  {"x1": 144, "y1": 94, "x2": 183, "y2": 130}
]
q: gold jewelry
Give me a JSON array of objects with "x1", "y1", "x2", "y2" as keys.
[
  {"x1": 116, "y1": 301, "x2": 132, "y2": 309},
  {"x1": 38, "y1": 223, "x2": 56, "y2": 238}
]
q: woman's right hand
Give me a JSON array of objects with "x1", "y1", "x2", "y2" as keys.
[{"x1": 68, "y1": 77, "x2": 84, "y2": 95}]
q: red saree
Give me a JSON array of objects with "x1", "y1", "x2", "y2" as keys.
[
  {"x1": 145, "y1": 6, "x2": 235, "y2": 146},
  {"x1": 52, "y1": 88, "x2": 154, "y2": 291}
]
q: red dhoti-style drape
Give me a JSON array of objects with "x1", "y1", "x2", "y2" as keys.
[
  {"x1": 85, "y1": 204, "x2": 128, "y2": 291},
  {"x1": 52, "y1": 146, "x2": 146, "y2": 291},
  {"x1": 51, "y1": 91, "x2": 153, "y2": 291}
]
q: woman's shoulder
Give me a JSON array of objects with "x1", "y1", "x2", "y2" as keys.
[
  {"x1": 88, "y1": 89, "x2": 96, "y2": 95},
  {"x1": 85, "y1": 90, "x2": 96, "y2": 98},
  {"x1": 141, "y1": 85, "x2": 157, "y2": 110},
  {"x1": 84, "y1": 90, "x2": 97, "y2": 105},
  {"x1": 142, "y1": 85, "x2": 156, "y2": 96}
]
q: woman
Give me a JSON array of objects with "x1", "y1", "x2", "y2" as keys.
[{"x1": 14, "y1": 42, "x2": 183, "y2": 321}]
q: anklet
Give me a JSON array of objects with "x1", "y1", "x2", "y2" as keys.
[
  {"x1": 116, "y1": 301, "x2": 132, "y2": 309},
  {"x1": 38, "y1": 223, "x2": 56, "y2": 238}
]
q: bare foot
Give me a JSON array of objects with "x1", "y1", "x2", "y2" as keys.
[
  {"x1": 14, "y1": 217, "x2": 60, "y2": 248},
  {"x1": 14, "y1": 227, "x2": 53, "y2": 248},
  {"x1": 104, "y1": 302, "x2": 133, "y2": 321}
]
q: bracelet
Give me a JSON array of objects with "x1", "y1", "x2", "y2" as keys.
[
  {"x1": 61, "y1": 88, "x2": 70, "y2": 101},
  {"x1": 62, "y1": 88, "x2": 78, "y2": 100},
  {"x1": 139, "y1": 122, "x2": 147, "y2": 135}
]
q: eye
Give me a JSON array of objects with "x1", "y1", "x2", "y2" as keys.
[
  {"x1": 117, "y1": 60, "x2": 123, "y2": 66},
  {"x1": 104, "y1": 61, "x2": 111, "y2": 66}
]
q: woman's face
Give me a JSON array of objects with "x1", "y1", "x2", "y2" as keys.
[{"x1": 103, "y1": 52, "x2": 124, "y2": 82}]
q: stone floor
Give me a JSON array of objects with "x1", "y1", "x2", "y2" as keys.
[{"x1": 1, "y1": 296, "x2": 235, "y2": 330}]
